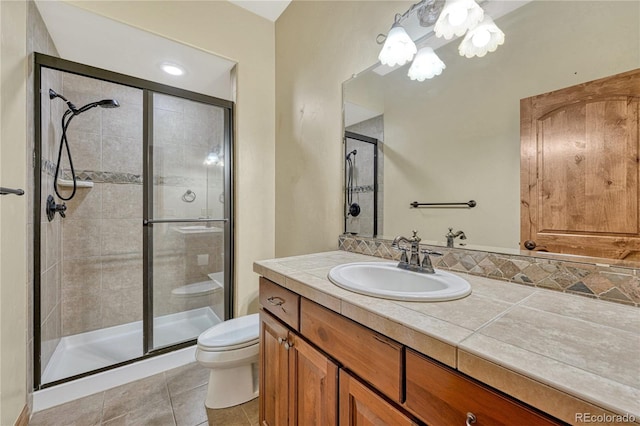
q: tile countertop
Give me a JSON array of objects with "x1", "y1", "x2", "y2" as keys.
[{"x1": 254, "y1": 251, "x2": 640, "y2": 425}]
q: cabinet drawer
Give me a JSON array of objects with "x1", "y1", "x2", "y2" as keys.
[
  {"x1": 259, "y1": 278, "x2": 300, "y2": 330},
  {"x1": 300, "y1": 298, "x2": 403, "y2": 402},
  {"x1": 404, "y1": 349, "x2": 562, "y2": 426}
]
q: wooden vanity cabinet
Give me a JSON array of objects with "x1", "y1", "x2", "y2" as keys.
[
  {"x1": 260, "y1": 310, "x2": 339, "y2": 426},
  {"x1": 404, "y1": 349, "x2": 562, "y2": 426},
  {"x1": 259, "y1": 278, "x2": 563, "y2": 426},
  {"x1": 259, "y1": 278, "x2": 338, "y2": 426}
]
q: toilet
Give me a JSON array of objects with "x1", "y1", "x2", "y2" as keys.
[{"x1": 195, "y1": 313, "x2": 260, "y2": 409}]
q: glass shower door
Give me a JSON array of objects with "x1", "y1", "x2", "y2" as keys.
[{"x1": 147, "y1": 92, "x2": 232, "y2": 351}]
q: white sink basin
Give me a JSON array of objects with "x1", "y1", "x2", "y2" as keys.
[{"x1": 328, "y1": 262, "x2": 471, "y2": 302}]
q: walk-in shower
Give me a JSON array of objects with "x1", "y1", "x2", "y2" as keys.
[
  {"x1": 344, "y1": 131, "x2": 381, "y2": 237},
  {"x1": 34, "y1": 54, "x2": 234, "y2": 388}
]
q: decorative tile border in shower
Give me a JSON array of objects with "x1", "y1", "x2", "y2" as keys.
[
  {"x1": 44, "y1": 160, "x2": 208, "y2": 187},
  {"x1": 338, "y1": 235, "x2": 640, "y2": 307},
  {"x1": 63, "y1": 170, "x2": 143, "y2": 185},
  {"x1": 352, "y1": 185, "x2": 375, "y2": 193},
  {"x1": 42, "y1": 160, "x2": 143, "y2": 184}
]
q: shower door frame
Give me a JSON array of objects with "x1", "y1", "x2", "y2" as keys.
[
  {"x1": 343, "y1": 131, "x2": 379, "y2": 237},
  {"x1": 33, "y1": 53, "x2": 235, "y2": 389}
]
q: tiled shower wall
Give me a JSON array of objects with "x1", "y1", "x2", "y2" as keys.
[
  {"x1": 52, "y1": 73, "x2": 145, "y2": 337},
  {"x1": 339, "y1": 235, "x2": 640, "y2": 306},
  {"x1": 345, "y1": 115, "x2": 384, "y2": 237}
]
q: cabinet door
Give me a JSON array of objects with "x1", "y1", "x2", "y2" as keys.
[
  {"x1": 339, "y1": 370, "x2": 418, "y2": 426},
  {"x1": 290, "y1": 334, "x2": 338, "y2": 426},
  {"x1": 260, "y1": 310, "x2": 290, "y2": 426}
]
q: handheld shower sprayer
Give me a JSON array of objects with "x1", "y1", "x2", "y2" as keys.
[
  {"x1": 46, "y1": 88, "x2": 120, "y2": 220},
  {"x1": 49, "y1": 89, "x2": 120, "y2": 115},
  {"x1": 345, "y1": 149, "x2": 360, "y2": 217}
]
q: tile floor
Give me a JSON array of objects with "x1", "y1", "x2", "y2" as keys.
[{"x1": 29, "y1": 363, "x2": 258, "y2": 426}]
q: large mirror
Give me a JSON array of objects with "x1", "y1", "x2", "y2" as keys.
[{"x1": 343, "y1": 0, "x2": 640, "y2": 265}]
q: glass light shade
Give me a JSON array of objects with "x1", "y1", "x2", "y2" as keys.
[
  {"x1": 458, "y1": 16, "x2": 505, "y2": 58},
  {"x1": 407, "y1": 47, "x2": 446, "y2": 82},
  {"x1": 378, "y1": 25, "x2": 417, "y2": 67},
  {"x1": 434, "y1": 0, "x2": 484, "y2": 40}
]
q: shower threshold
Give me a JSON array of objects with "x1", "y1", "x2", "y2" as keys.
[{"x1": 41, "y1": 307, "x2": 220, "y2": 385}]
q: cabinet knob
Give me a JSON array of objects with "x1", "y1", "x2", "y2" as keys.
[
  {"x1": 277, "y1": 337, "x2": 285, "y2": 345},
  {"x1": 466, "y1": 412, "x2": 477, "y2": 426},
  {"x1": 284, "y1": 341, "x2": 293, "y2": 350}
]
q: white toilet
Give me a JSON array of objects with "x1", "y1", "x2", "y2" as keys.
[{"x1": 195, "y1": 313, "x2": 260, "y2": 409}]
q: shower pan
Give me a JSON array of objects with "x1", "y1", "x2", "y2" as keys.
[{"x1": 33, "y1": 54, "x2": 234, "y2": 388}]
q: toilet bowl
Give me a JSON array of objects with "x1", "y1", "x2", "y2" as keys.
[{"x1": 195, "y1": 313, "x2": 259, "y2": 409}]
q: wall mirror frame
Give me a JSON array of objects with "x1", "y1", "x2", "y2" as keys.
[{"x1": 342, "y1": 0, "x2": 640, "y2": 269}]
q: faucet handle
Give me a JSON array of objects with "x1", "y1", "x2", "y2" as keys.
[
  {"x1": 392, "y1": 244, "x2": 410, "y2": 264},
  {"x1": 411, "y1": 229, "x2": 421, "y2": 242},
  {"x1": 398, "y1": 248, "x2": 409, "y2": 264},
  {"x1": 420, "y1": 249, "x2": 442, "y2": 257}
]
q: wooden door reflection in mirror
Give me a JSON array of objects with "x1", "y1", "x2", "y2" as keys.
[{"x1": 521, "y1": 69, "x2": 640, "y2": 260}]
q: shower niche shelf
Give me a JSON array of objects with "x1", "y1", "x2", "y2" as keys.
[{"x1": 57, "y1": 178, "x2": 94, "y2": 188}]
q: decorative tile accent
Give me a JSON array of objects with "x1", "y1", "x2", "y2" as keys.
[
  {"x1": 42, "y1": 160, "x2": 143, "y2": 185},
  {"x1": 352, "y1": 185, "x2": 374, "y2": 193},
  {"x1": 338, "y1": 235, "x2": 640, "y2": 307}
]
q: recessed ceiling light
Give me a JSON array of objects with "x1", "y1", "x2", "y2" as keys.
[{"x1": 161, "y1": 63, "x2": 185, "y2": 76}]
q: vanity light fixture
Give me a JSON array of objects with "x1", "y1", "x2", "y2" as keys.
[
  {"x1": 378, "y1": 19, "x2": 417, "y2": 67},
  {"x1": 161, "y1": 62, "x2": 185, "y2": 76},
  {"x1": 408, "y1": 47, "x2": 446, "y2": 81},
  {"x1": 376, "y1": 0, "x2": 504, "y2": 81},
  {"x1": 458, "y1": 15, "x2": 504, "y2": 58}
]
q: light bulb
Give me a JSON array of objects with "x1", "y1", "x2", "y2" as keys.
[
  {"x1": 434, "y1": 0, "x2": 484, "y2": 40},
  {"x1": 471, "y1": 28, "x2": 491, "y2": 47},
  {"x1": 458, "y1": 15, "x2": 505, "y2": 58},
  {"x1": 161, "y1": 63, "x2": 184, "y2": 76},
  {"x1": 448, "y1": 7, "x2": 468, "y2": 26}
]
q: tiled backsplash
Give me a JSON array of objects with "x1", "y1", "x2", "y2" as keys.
[{"x1": 339, "y1": 235, "x2": 640, "y2": 307}]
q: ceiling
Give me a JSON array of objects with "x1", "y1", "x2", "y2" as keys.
[
  {"x1": 36, "y1": 0, "x2": 294, "y2": 101},
  {"x1": 228, "y1": 0, "x2": 291, "y2": 21}
]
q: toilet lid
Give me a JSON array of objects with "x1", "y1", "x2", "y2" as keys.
[{"x1": 198, "y1": 313, "x2": 259, "y2": 351}]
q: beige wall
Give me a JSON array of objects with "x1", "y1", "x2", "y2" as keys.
[
  {"x1": 275, "y1": 0, "x2": 408, "y2": 256},
  {"x1": 68, "y1": 0, "x2": 276, "y2": 316},
  {"x1": 0, "y1": 0, "x2": 28, "y2": 423}
]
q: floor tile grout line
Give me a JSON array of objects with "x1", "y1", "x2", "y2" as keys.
[{"x1": 164, "y1": 371, "x2": 179, "y2": 426}]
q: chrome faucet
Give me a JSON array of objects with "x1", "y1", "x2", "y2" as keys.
[
  {"x1": 446, "y1": 228, "x2": 466, "y2": 248},
  {"x1": 392, "y1": 230, "x2": 442, "y2": 274}
]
